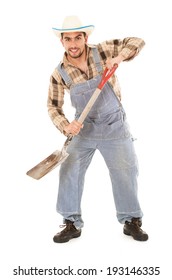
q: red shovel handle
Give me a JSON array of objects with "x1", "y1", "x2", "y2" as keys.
[{"x1": 98, "y1": 64, "x2": 118, "y2": 90}]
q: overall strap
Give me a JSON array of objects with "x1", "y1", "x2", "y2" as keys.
[
  {"x1": 92, "y1": 47, "x2": 103, "y2": 73},
  {"x1": 57, "y1": 63, "x2": 73, "y2": 88}
]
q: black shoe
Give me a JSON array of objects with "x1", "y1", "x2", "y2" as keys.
[
  {"x1": 53, "y1": 220, "x2": 81, "y2": 243},
  {"x1": 123, "y1": 218, "x2": 148, "y2": 241}
]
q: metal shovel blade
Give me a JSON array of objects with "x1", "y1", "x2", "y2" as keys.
[
  {"x1": 26, "y1": 149, "x2": 69, "y2": 180},
  {"x1": 26, "y1": 135, "x2": 72, "y2": 180}
]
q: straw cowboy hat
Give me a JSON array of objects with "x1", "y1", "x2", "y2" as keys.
[{"x1": 52, "y1": 16, "x2": 95, "y2": 38}]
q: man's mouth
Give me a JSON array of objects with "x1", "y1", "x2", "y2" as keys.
[{"x1": 69, "y1": 48, "x2": 79, "y2": 55}]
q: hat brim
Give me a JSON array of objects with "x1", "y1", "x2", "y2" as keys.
[{"x1": 52, "y1": 25, "x2": 95, "y2": 38}]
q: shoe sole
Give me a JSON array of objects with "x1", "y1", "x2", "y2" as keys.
[
  {"x1": 123, "y1": 229, "x2": 148, "y2": 241},
  {"x1": 53, "y1": 231, "x2": 81, "y2": 243}
]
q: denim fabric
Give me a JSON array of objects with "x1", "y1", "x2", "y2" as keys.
[{"x1": 56, "y1": 49, "x2": 143, "y2": 228}]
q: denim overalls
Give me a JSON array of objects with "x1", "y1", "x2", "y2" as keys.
[{"x1": 56, "y1": 48, "x2": 143, "y2": 228}]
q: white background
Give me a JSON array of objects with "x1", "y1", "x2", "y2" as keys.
[{"x1": 0, "y1": 0, "x2": 172, "y2": 279}]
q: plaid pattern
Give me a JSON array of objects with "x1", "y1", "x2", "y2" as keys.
[{"x1": 47, "y1": 37, "x2": 145, "y2": 134}]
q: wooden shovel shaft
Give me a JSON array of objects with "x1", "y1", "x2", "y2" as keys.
[
  {"x1": 77, "y1": 88, "x2": 101, "y2": 124},
  {"x1": 78, "y1": 65, "x2": 118, "y2": 124}
]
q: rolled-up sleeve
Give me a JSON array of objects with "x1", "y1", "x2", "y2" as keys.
[
  {"x1": 98, "y1": 37, "x2": 145, "y2": 61},
  {"x1": 116, "y1": 37, "x2": 145, "y2": 60}
]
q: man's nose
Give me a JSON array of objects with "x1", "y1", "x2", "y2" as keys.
[{"x1": 70, "y1": 38, "x2": 78, "y2": 47}]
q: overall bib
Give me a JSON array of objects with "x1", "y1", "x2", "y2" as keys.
[{"x1": 56, "y1": 48, "x2": 143, "y2": 228}]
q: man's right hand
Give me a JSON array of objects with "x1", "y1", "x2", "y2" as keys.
[{"x1": 64, "y1": 120, "x2": 83, "y2": 136}]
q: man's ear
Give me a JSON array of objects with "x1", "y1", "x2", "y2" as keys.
[
  {"x1": 85, "y1": 35, "x2": 88, "y2": 44},
  {"x1": 60, "y1": 38, "x2": 64, "y2": 46}
]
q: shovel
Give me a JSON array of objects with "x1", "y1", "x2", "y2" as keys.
[{"x1": 26, "y1": 64, "x2": 118, "y2": 179}]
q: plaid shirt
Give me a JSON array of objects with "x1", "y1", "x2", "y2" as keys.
[{"x1": 47, "y1": 37, "x2": 145, "y2": 134}]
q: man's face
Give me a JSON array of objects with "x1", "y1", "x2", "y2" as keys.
[{"x1": 61, "y1": 32, "x2": 88, "y2": 59}]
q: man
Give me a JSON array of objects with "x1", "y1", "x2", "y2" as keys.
[{"x1": 47, "y1": 15, "x2": 148, "y2": 242}]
